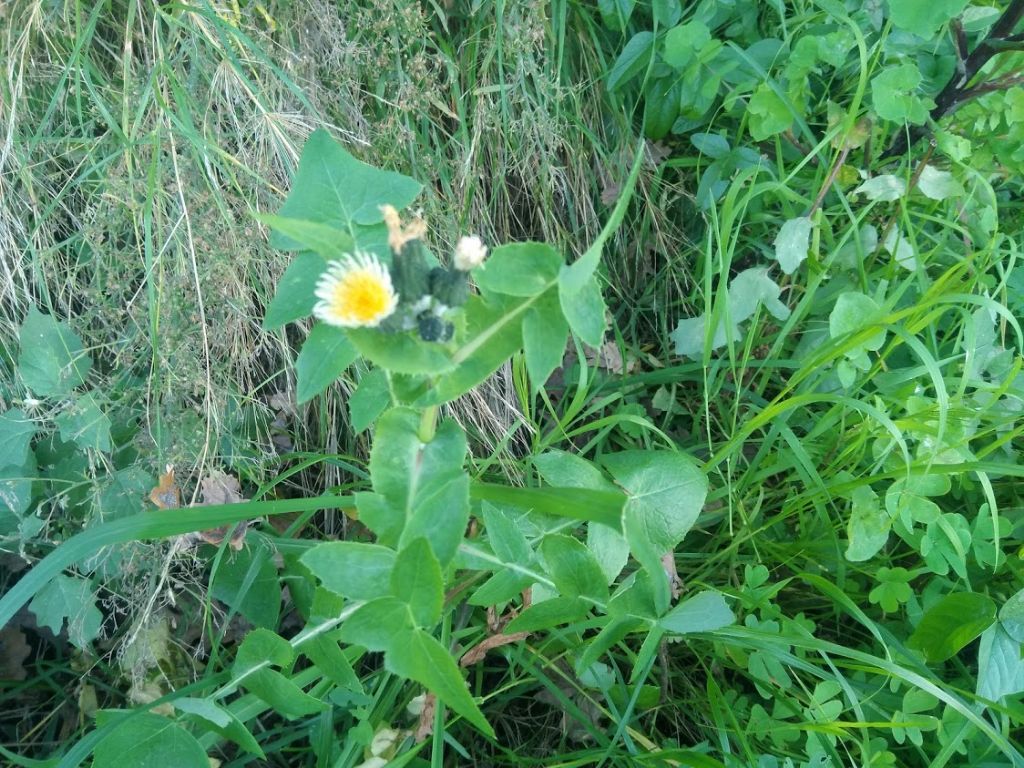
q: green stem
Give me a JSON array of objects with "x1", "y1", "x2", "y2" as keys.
[{"x1": 418, "y1": 405, "x2": 438, "y2": 442}]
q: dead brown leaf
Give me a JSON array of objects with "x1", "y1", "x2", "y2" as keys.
[
  {"x1": 584, "y1": 340, "x2": 635, "y2": 374},
  {"x1": 149, "y1": 466, "x2": 181, "y2": 509},
  {"x1": 413, "y1": 692, "x2": 436, "y2": 743},
  {"x1": 0, "y1": 626, "x2": 31, "y2": 680},
  {"x1": 194, "y1": 472, "x2": 252, "y2": 550},
  {"x1": 661, "y1": 552, "x2": 682, "y2": 600},
  {"x1": 459, "y1": 630, "x2": 530, "y2": 667}
]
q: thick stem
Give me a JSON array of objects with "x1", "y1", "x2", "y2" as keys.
[{"x1": 418, "y1": 405, "x2": 438, "y2": 442}]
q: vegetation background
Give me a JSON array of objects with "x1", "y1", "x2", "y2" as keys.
[{"x1": 1, "y1": 0, "x2": 1023, "y2": 766}]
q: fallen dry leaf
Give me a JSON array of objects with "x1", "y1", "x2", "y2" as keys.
[
  {"x1": 194, "y1": 472, "x2": 252, "y2": 550},
  {"x1": 0, "y1": 626, "x2": 31, "y2": 680},
  {"x1": 584, "y1": 340, "x2": 635, "y2": 374},
  {"x1": 149, "y1": 466, "x2": 181, "y2": 509},
  {"x1": 413, "y1": 692, "x2": 436, "y2": 743},
  {"x1": 150, "y1": 469, "x2": 254, "y2": 550},
  {"x1": 661, "y1": 552, "x2": 683, "y2": 600},
  {"x1": 459, "y1": 630, "x2": 530, "y2": 667}
]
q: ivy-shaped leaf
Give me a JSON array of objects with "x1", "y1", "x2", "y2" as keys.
[
  {"x1": 18, "y1": 306, "x2": 92, "y2": 397},
  {"x1": 29, "y1": 574, "x2": 103, "y2": 648}
]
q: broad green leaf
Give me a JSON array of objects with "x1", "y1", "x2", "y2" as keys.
[
  {"x1": 96, "y1": 467, "x2": 152, "y2": 521},
  {"x1": 663, "y1": 21, "x2": 710, "y2": 69},
  {"x1": 522, "y1": 295, "x2": 568, "y2": 389},
  {"x1": 424, "y1": 292, "x2": 532, "y2": 404},
  {"x1": 917, "y1": 165, "x2": 964, "y2": 201},
  {"x1": 234, "y1": 629, "x2": 324, "y2": 718},
  {"x1": 236, "y1": 627, "x2": 293, "y2": 669},
  {"x1": 175, "y1": 697, "x2": 265, "y2": 758},
  {"x1": 0, "y1": 408, "x2": 35, "y2": 468},
  {"x1": 540, "y1": 534, "x2": 609, "y2": 602},
  {"x1": 474, "y1": 242, "x2": 561, "y2": 297},
  {"x1": 845, "y1": 485, "x2": 890, "y2": 562},
  {"x1": 872, "y1": 64, "x2": 933, "y2": 125},
  {"x1": 295, "y1": 324, "x2": 359, "y2": 403},
  {"x1": 391, "y1": 538, "x2": 443, "y2": 628},
  {"x1": 645, "y1": 75, "x2": 682, "y2": 140},
  {"x1": 607, "y1": 31, "x2": 654, "y2": 91},
  {"x1": 884, "y1": 229, "x2": 917, "y2": 271},
  {"x1": 908, "y1": 591, "x2": 996, "y2": 663},
  {"x1": 748, "y1": 84, "x2": 792, "y2": 140},
  {"x1": 18, "y1": 305, "x2": 92, "y2": 397},
  {"x1": 977, "y1": 625, "x2": 1024, "y2": 703},
  {"x1": 853, "y1": 175, "x2": 907, "y2": 202},
  {"x1": 211, "y1": 545, "x2": 281, "y2": 629},
  {"x1": 602, "y1": 451, "x2": 707, "y2": 553},
  {"x1": 505, "y1": 596, "x2": 591, "y2": 633},
  {"x1": 338, "y1": 597, "x2": 412, "y2": 652},
  {"x1": 598, "y1": 0, "x2": 635, "y2": 29},
  {"x1": 608, "y1": 571, "x2": 658, "y2": 620},
  {"x1": 28, "y1": 573, "x2": 102, "y2": 648},
  {"x1": 55, "y1": 392, "x2": 111, "y2": 452},
  {"x1": 604, "y1": 451, "x2": 706, "y2": 614},
  {"x1": 888, "y1": 0, "x2": 969, "y2": 36},
  {"x1": 301, "y1": 541, "x2": 396, "y2": 601},
  {"x1": 368, "y1": 409, "x2": 469, "y2": 564},
  {"x1": 301, "y1": 634, "x2": 362, "y2": 690},
  {"x1": 260, "y1": 215, "x2": 356, "y2": 259},
  {"x1": 659, "y1": 590, "x2": 734, "y2": 634},
  {"x1": 469, "y1": 569, "x2": 535, "y2": 607},
  {"x1": 588, "y1": 522, "x2": 630, "y2": 585},
  {"x1": 999, "y1": 587, "x2": 1024, "y2": 643},
  {"x1": 242, "y1": 669, "x2": 324, "y2": 718},
  {"x1": 0, "y1": 456, "x2": 37, "y2": 535},
  {"x1": 385, "y1": 628, "x2": 494, "y2": 737},
  {"x1": 263, "y1": 252, "x2": 328, "y2": 330},
  {"x1": 94, "y1": 712, "x2": 208, "y2": 768},
  {"x1": 347, "y1": 328, "x2": 453, "y2": 376},
  {"x1": 773, "y1": 217, "x2": 813, "y2": 275},
  {"x1": 690, "y1": 133, "x2": 730, "y2": 159},
  {"x1": 728, "y1": 268, "x2": 791, "y2": 322},
  {"x1": 559, "y1": 272, "x2": 606, "y2": 348},
  {"x1": 534, "y1": 450, "x2": 617, "y2": 492},
  {"x1": 651, "y1": 0, "x2": 681, "y2": 26},
  {"x1": 829, "y1": 292, "x2": 886, "y2": 351},
  {"x1": 481, "y1": 503, "x2": 533, "y2": 564},
  {"x1": 272, "y1": 129, "x2": 421, "y2": 250},
  {"x1": 533, "y1": 451, "x2": 627, "y2": 582},
  {"x1": 0, "y1": 409, "x2": 37, "y2": 533},
  {"x1": 671, "y1": 268, "x2": 789, "y2": 358},
  {"x1": 672, "y1": 315, "x2": 729, "y2": 359},
  {"x1": 348, "y1": 368, "x2": 390, "y2": 434}
]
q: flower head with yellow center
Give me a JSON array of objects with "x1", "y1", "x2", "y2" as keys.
[{"x1": 313, "y1": 252, "x2": 398, "y2": 328}]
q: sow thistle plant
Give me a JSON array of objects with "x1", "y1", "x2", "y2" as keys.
[
  {"x1": 243, "y1": 130, "x2": 735, "y2": 753},
  {"x1": 0, "y1": 129, "x2": 732, "y2": 765}
]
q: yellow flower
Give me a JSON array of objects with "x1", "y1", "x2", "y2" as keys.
[{"x1": 313, "y1": 252, "x2": 398, "y2": 328}]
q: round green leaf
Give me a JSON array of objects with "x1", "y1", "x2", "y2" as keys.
[
  {"x1": 908, "y1": 591, "x2": 996, "y2": 663},
  {"x1": 94, "y1": 712, "x2": 209, "y2": 768}
]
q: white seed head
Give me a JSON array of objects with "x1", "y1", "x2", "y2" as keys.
[{"x1": 453, "y1": 235, "x2": 488, "y2": 271}]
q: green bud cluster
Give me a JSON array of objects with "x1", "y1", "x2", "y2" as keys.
[{"x1": 383, "y1": 237, "x2": 468, "y2": 343}]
